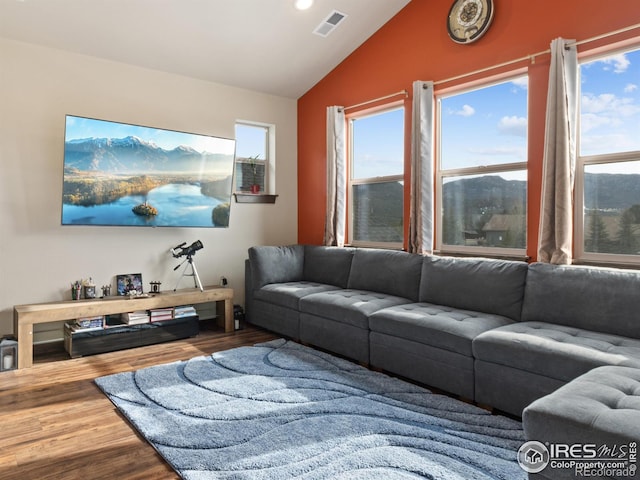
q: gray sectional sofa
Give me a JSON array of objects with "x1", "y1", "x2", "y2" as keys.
[{"x1": 245, "y1": 245, "x2": 640, "y2": 421}]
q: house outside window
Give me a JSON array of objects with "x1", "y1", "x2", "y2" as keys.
[
  {"x1": 348, "y1": 105, "x2": 404, "y2": 248},
  {"x1": 436, "y1": 74, "x2": 528, "y2": 256},
  {"x1": 234, "y1": 121, "x2": 274, "y2": 193},
  {"x1": 575, "y1": 46, "x2": 640, "y2": 264}
]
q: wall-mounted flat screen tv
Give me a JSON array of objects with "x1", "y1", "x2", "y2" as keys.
[{"x1": 61, "y1": 115, "x2": 236, "y2": 227}]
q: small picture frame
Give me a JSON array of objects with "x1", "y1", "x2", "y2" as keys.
[{"x1": 116, "y1": 273, "x2": 143, "y2": 296}]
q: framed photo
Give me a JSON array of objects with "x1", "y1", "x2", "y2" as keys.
[{"x1": 116, "y1": 273, "x2": 143, "y2": 296}]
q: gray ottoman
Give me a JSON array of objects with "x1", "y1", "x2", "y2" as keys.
[{"x1": 522, "y1": 366, "x2": 640, "y2": 480}]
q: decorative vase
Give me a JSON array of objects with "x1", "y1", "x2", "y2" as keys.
[{"x1": 250, "y1": 184, "x2": 260, "y2": 194}]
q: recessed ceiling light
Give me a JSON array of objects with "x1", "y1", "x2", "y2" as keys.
[{"x1": 295, "y1": 0, "x2": 313, "y2": 10}]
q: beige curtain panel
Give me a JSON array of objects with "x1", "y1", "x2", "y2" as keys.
[
  {"x1": 324, "y1": 106, "x2": 346, "y2": 247},
  {"x1": 538, "y1": 38, "x2": 578, "y2": 264},
  {"x1": 409, "y1": 80, "x2": 435, "y2": 254}
]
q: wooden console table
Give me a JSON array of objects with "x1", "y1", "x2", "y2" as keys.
[{"x1": 13, "y1": 286, "x2": 233, "y2": 369}]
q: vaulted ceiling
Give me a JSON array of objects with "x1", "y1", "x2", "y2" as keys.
[{"x1": 0, "y1": 0, "x2": 411, "y2": 98}]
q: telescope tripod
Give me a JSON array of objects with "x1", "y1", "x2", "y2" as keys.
[{"x1": 173, "y1": 254, "x2": 203, "y2": 292}]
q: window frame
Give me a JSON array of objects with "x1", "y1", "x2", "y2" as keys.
[
  {"x1": 234, "y1": 120, "x2": 276, "y2": 194},
  {"x1": 347, "y1": 102, "x2": 405, "y2": 249},
  {"x1": 435, "y1": 73, "x2": 529, "y2": 257},
  {"x1": 574, "y1": 42, "x2": 640, "y2": 265}
]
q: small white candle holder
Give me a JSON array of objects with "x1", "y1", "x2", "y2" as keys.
[{"x1": 0, "y1": 338, "x2": 18, "y2": 372}]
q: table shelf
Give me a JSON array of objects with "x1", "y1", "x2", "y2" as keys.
[
  {"x1": 14, "y1": 286, "x2": 233, "y2": 369},
  {"x1": 64, "y1": 316, "x2": 200, "y2": 358}
]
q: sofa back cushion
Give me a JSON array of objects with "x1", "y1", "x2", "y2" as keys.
[
  {"x1": 248, "y1": 245, "x2": 304, "y2": 290},
  {"x1": 522, "y1": 262, "x2": 640, "y2": 338},
  {"x1": 419, "y1": 255, "x2": 528, "y2": 321},
  {"x1": 303, "y1": 246, "x2": 355, "y2": 289},
  {"x1": 347, "y1": 249, "x2": 423, "y2": 301}
]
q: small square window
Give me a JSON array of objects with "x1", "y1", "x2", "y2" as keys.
[{"x1": 235, "y1": 122, "x2": 272, "y2": 193}]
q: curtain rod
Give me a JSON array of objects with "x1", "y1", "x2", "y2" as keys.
[
  {"x1": 435, "y1": 21, "x2": 640, "y2": 86},
  {"x1": 343, "y1": 90, "x2": 408, "y2": 111}
]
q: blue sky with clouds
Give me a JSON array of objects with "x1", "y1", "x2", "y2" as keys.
[
  {"x1": 580, "y1": 47, "x2": 640, "y2": 161},
  {"x1": 440, "y1": 76, "x2": 528, "y2": 171},
  {"x1": 352, "y1": 46, "x2": 640, "y2": 179},
  {"x1": 351, "y1": 107, "x2": 405, "y2": 179},
  {"x1": 235, "y1": 124, "x2": 267, "y2": 159}
]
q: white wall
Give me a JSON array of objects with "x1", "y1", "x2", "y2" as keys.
[{"x1": 0, "y1": 38, "x2": 298, "y2": 341}]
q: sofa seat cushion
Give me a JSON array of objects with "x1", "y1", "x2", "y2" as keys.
[
  {"x1": 369, "y1": 303, "x2": 514, "y2": 357},
  {"x1": 473, "y1": 321, "x2": 640, "y2": 382},
  {"x1": 254, "y1": 282, "x2": 340, "y2": 310},
  {"x1": 299, "y1": 289, "x2": 412, "y2": 329},
  {"x1": 523, "y1": 366, "x2": 640, "y2": 459}
]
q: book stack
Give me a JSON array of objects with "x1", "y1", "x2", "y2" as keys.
[
  {"x1": 149, "y1": 308, "x2": 173, "y2": 322},
  {"x1": 121, "y1": 310, "x2": 150, "y2": 325},
  {"x1": 66, "y1": 315, "x2": 105, "y2": 333},
  {"x1": 174, "y1": 305, "x2": 197, "y2": 318}
]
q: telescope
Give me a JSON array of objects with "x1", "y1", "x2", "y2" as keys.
[
  {"x1": 170, "y1": 240, "x2": 204, "y2": 291},
  {"x1": 171, "y1": 240, "x2": 203, "y2": 259}
]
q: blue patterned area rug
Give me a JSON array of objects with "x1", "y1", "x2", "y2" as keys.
[{"x1": 95, "y1": 339, "x2": 526, "y2": 479}]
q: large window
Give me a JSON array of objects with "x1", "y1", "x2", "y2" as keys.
[
  {"x1": 234, "y1": 121, "x2": 274, "y2": 193},
  {"x1": 576, "y1": 46, "x2": 640, "y2": 264},
  {"x1": 437, "y1": 75, "x2": 528, "y2": 255},
  {"x1": 348, "y1": 106, "x2": 404, "y2": 248}
]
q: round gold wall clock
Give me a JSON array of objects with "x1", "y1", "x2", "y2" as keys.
[{"x1": 447, "y1": 0, "x2": 494, "y2": 45}]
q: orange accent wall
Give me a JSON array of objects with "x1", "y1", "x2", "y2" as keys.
[{"x1": 297, "y1": 0, "x2": 640, "y2": 259}]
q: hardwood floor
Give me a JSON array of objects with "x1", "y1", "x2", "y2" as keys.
[{"x1": 0, "y1": 325, "x2": 277, "y2": 480}]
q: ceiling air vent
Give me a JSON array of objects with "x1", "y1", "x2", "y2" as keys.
[{"x1": 313, "y1": 10, "x2": 347, "y2": 37}]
